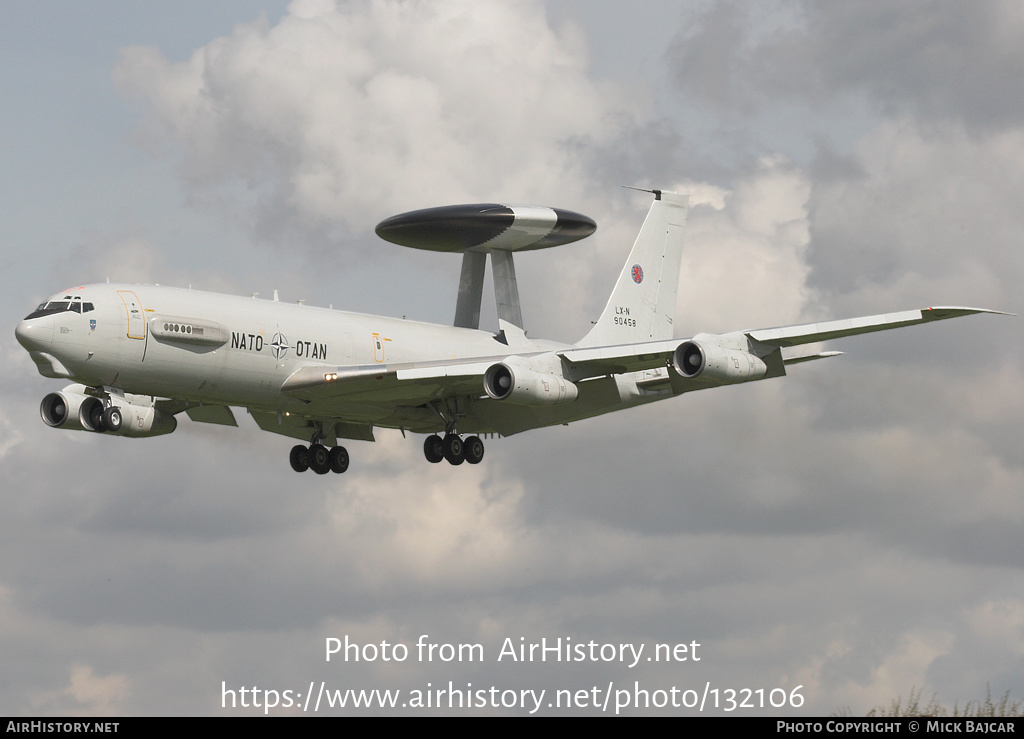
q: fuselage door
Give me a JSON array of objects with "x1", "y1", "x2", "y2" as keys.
[{"x1": 117, "y1": 290, "x2": 145, "y2": 340}]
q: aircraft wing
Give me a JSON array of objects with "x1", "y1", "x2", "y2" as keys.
[
  {"x1": 743, "y1": 306, "x2": 1009, "y2": 347},
  {"x1": 560, "y1": 306, "x2": 1007, "y2": 381},
  {"x1": 281, "y1": 306, "x2": 1006, "y2": 402}
]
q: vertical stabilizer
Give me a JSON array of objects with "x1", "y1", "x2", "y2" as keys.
[{"x1": 579, "y1": 191, "x2": 689, "y2": 347}]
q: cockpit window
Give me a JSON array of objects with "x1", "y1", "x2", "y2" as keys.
[{"x1": 25, "y1": 300, "x2": 84, "y2": 319}]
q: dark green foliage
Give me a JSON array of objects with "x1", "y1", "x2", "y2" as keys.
[{"x1": 836, "y1": 686, "x2": 1023, "y2": 717}]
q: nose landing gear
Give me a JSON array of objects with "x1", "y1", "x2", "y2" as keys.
[
  {"x1": 102, "y1": 406, "x2": 123, "y2": 432},
  {"x1": 81, "y1": 393, "x2": 123, "y2": 433}
]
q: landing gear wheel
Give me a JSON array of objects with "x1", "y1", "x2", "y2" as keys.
[
  {"x1": 289, "y1": 445, "x2": 310, "y2": 472},
  {"x1": 442, "y1": 433, "x2": 464, "y2": 465},
  {"x1": 102, "y1": 406, "x2": 122, "y2": 432},
  {"x1": 309, "y1": 444, "x2": 331, "y2": 475},
  {"x1": 424, "y1": 435, "x2": 444, "y2": 464},
  {"x1": 329, "y1": 446, "x2": 349, "y2": 474},
  {"x1": 463, "y1": 435, "x2": 485, "y2": 465},
  {"x1": 89, "y1": 403, "x2": 107, "y2": 433}
]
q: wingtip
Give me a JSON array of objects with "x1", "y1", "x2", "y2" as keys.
[{"x1": 924, "y1": 306, "x2": 1016, "y2": 317}]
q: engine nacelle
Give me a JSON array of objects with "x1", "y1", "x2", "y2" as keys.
[
  {"x1": 41, "y1": 386, "x2": 176, "y2": 437},
  {"x1": 105, "y1": 399, "x2": 177, "y2": 438},
  {"x1": 40, "y1": 387, "x2": 91, "y2": 431},
  {"x1": 483, "y1": 359, "x2": 579, "y2": 406},
  {"x1": 673, "y1": 340, "x2": 768, "y2": 384},
  {"x1": 78, "y1": 396, "x2": 107, "y2": 432}
]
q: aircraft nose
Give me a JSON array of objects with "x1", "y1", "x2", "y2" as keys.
[{"x1": 15, "y1": 317, "x2": 53, "y2": 352}]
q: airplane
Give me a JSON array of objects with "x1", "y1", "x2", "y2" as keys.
[{"x1": 15, "y1": 190, "x2": 1008, "y2": 474}]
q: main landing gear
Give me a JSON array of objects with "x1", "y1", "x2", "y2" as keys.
[
  {"x1": 423, "y1": 433, "x2": 484, "y2": 466},
  {"x1": 289, "y1": 443, "x2": 349, "y2": 474},
  {"x1": 289, "y1": 423, "x2": 350, "y2": 475}
]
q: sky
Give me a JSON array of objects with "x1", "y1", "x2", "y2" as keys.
[{"x1": 2, "y1": 0, "x2": 1022, "y2": 716}]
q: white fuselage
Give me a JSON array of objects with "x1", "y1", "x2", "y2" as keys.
[{"x1": 19, "y1": 283, "x2": 668, "y2": 437}]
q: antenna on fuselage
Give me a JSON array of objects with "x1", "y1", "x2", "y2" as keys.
[{"x1": 273, "y1": 290, "x2": 279, "y2": 302}]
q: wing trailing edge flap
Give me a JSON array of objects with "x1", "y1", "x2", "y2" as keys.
[
  {"x1": 248, "y1": 408, "x2": 374, "y2": 444},
  {"x1": 155, "y1": 398, "x2": 238, "y2": 424},
  {"x1": 184, "y1": 404, "x2": 238, "y2": 426},
  {"x1": 559, "y1": 339, "x2": 680, "y2": 380},
  {"x1": 783, "y1": 351, "x2": 843, "y2": 365}
]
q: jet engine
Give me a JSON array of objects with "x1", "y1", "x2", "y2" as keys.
[
  {"x1": 673, "y1": 340, "x2": 768, "y2": 383},
  {"x1": 483, "y1": 359, "x2": 578, "y2": 406},
  {"x1": 41, "y1": 385, "x2": 176, "y2": 437},
  {"x1": 40, "y1": 386, "x2": 92, "y2": 431}
]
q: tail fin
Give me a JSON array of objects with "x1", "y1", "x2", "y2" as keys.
[{"x1": 578, "y1": 190, "x2": 689, "y2": 347}]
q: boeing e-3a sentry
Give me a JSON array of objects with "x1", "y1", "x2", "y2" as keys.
[{"x1": 15, "y1": 191, "x2": 1006, "y2": 474}]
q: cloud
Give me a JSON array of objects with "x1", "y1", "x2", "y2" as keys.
[
  {"x1": 806, "y1": 119, "x2": 1024, "y2": 313},
  {"x1": 63, "y1": 664, "x2": 131, "y2": 717},
  {"x1": 763, "y1": 1, "x2": 1024, "y2": 130},
  {"x1": 672, "y1": 156, "x2": 813, "y2": 333},
  {"x1": 668, "y1": 1, "x2": 1024, "y2": 132},
  {"x1": 113, "y1": 0, "x2": 637, "y2": 251}
]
